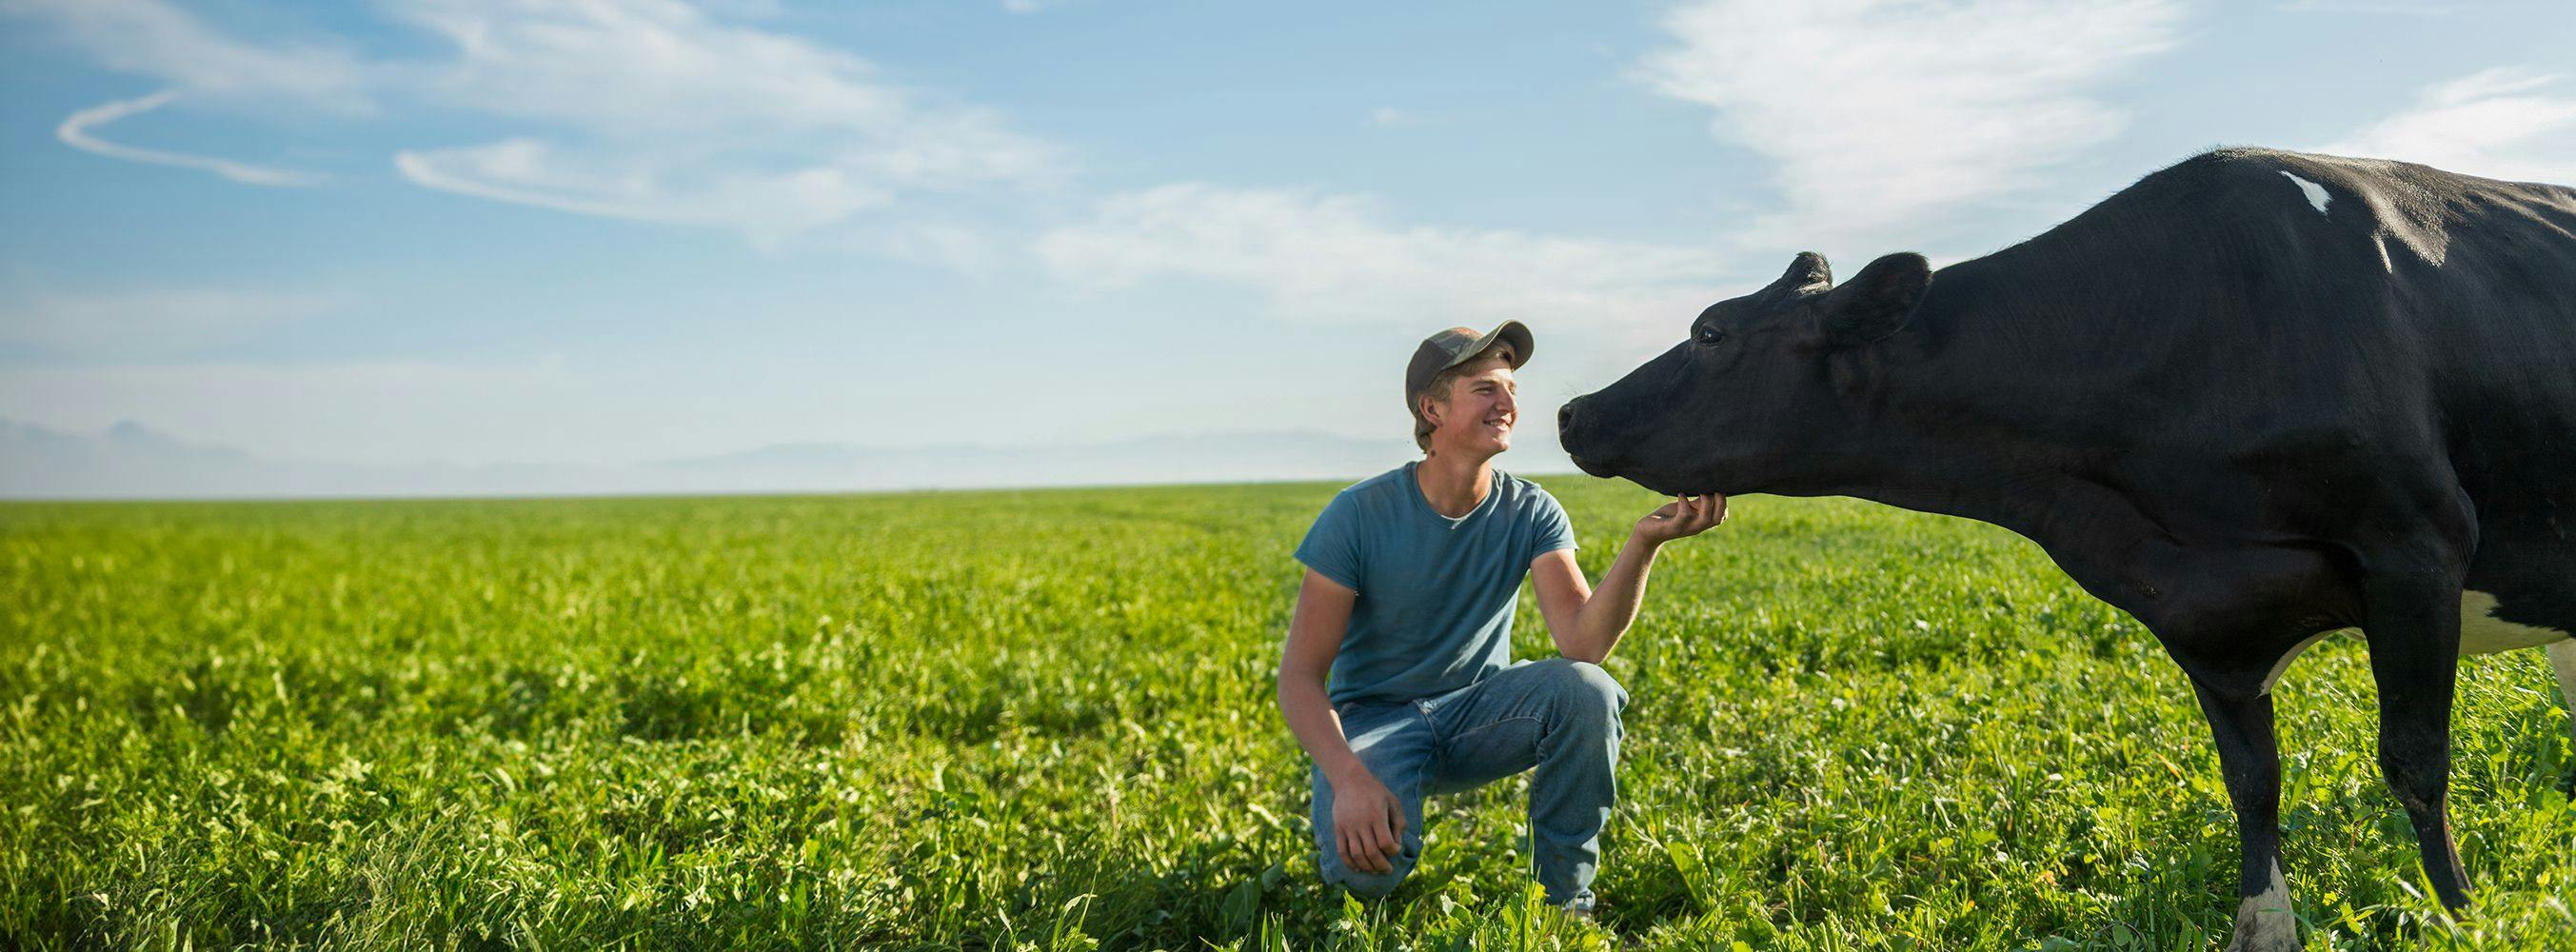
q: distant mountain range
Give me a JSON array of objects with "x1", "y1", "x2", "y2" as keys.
[{"x1": 0, "y1": 418, "x2": 1575, "y2": 500}]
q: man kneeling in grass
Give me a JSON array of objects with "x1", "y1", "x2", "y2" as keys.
[{"x1": 1277, "y1": 322, "x2": 1725, "y2": 915}]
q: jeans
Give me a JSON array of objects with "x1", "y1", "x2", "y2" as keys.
[{"x1": 1309, "y1": 657, "x2": 1628, "y2": 911}]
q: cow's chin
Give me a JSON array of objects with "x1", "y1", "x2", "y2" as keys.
[
  {"x1": 1565, "y1": 450, "x2": 1736, "y2": 496},
  {"x1": 1635, "y1": 477, "x2": 1724, "y2": 498},
  {"x1": 1606, "y1": 465, "x2": 1730, "y2": 498}
]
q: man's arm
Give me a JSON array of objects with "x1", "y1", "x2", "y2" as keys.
[
  {"x1": 1278, "y1": 570, "x2": 1366, "y2": 787},
  {"x1": 1532, "y1": 494, "x2": 1726, "y2": 664},
  {"x1": 1276, "y1": 569, "x2": 1405, "y2": 874}
]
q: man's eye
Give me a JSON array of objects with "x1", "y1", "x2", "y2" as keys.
[{"x1": 1694, "y1": 326, "x2": 1726, "y2": 346}]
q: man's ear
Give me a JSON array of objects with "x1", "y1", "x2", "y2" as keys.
[{"x1": 1820, "y1": 252, "x2": 1930, "y2": 344}]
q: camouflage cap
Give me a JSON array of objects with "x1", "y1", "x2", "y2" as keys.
[{"x1": 1406, "y1": 321, "x2": 1533, "y2": 439}]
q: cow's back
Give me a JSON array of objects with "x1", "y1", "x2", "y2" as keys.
[
  {"x1": 1929, "y1": 149, "x2": 2573, "y2": 480},
  {"x1": 2261, "y1": 150, "x2": 2576, "y2": 409},
  {"x1": 2040, "y1": 149, "x2": 2576, "y2": 469},
  {"x1": 1918, "y1": 149, "x2": 2576, "y2": 636}
]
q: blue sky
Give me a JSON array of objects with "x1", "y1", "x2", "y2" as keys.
[{"x1": 3, "y1": 0, "x2": 2572, "y2": 478}]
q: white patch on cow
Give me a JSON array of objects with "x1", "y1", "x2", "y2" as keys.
[
  {"x1": 2229, "y1": 861, "x2": 2298, "y2": 952},
  {"x1": 2262, "y1": 630, "x2": 2338, "y2": 694},
  {"x1": 2278, "y1": 171, "x2": 2330, "y2": 215},
  {"x1": 2459, "y1": 590, "x2": 2570, "y2": 655},
  {"x1": 2303, "y1": 153, "x2": 2449, "y2": 267},
  {"x1": 2262, "y1": 597, "x2": 2563, "y2": 688}
]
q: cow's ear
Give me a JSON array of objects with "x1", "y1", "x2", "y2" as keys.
[
  {"x1": 1763, "y1": 251, "x2": 1833, "y2": 302},
  {"x1": 1821, "y1": 252, "x2": 1929, "y2": 344}
]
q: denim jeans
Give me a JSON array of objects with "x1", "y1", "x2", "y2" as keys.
[{"x1": 1308, "y1": 657, "x2": 1628, "y2": 911}]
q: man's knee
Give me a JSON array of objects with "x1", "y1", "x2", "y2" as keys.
[
  {"x1": 1538, "y1": 657, "x2": 1628, "y2": 720},
  {"x1": 1321, "y1": 847, "x2": 1418, "y2": 898},
  {"x1": 1330, "y1": 860, "x2": 1417, "y2": 899}
]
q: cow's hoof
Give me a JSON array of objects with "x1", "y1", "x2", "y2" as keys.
[
  {"x1": 2224, "y1": 933, "x2": 2300, "y2": 952},
  {"x1": 2226, "y1": 893, "x2": 2301, "y2": 952},
  {"x1": 2223, "y1": 914, "x2": 2301, "y2": 952}
]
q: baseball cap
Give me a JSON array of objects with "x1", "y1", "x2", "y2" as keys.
[{"x1": 1406, "y1": 321, "x2": 1533, "y2": 439}]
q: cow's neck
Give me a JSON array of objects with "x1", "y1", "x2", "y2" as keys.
[
  {"x1": 1784, "y1": 427, "x2": 2183, "y2": 623},
  {"x1": 1798, "y1": 251, "x2": 2189, "y2": 593},
  {"x1": 1823, "y1": 440, "x2": 2155, "y2": 546}
]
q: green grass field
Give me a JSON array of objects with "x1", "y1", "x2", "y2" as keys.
[{"x1": 3, "y1": 479, "x2": 2570, "y2": 950}]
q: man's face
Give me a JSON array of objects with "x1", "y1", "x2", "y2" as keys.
[{"x1": 1426, "y1": 357, "x2": 1517, "y2": 456}]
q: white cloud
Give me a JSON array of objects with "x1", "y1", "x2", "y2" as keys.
[
  {"x1": 1, "y1": 0, "x2": 369, "y2": 107},
  {"x1": 7, "y1": 0, "x2": 358, "y2": 187},
  {"x1": 1033, "y1": 184, "x2": 1728, "y2": 468},
  {"x1": 9, "y1": 0, "x2": 1064, "y2": 241},
  {"x1": 0, "y1": 285, "x2": 341, "y2": 356},
  {"x1": 1368, "y1": 107, "x2": 1414, "y2": 128},
  {"x1": 2317, "y1": 67, "x2": 2576, "y2": 184},
  {"x1": 394, "y1": 140, "x2": 887, "y2": 245},
  {"x1": 382, "y1": 0, "x2": 1066, "y2": 240},
  {"x1": 394, "y1": 1, "x2": 891, "y2": 138},
  {"x1": 1036, "y1": 183, "x2": 1715, "y2": 333},
  {"x1": 1637, "y1": 0, "x2": 2185, "y2": 253},
  {"x1": 56, "y1": 89, "x2": 321, "y2": 187}
]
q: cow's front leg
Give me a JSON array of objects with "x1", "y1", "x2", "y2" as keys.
[
  {"x1": 2192, "y1": 681, "x2": 2298, "y2": 952},
  {"x1": 2363, "y1": 575, "x2": 2473, "y2": 911}
]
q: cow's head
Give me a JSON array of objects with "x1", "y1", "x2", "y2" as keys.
[{"x1": 1557, "y1": 250, "x2": 1930, "y2": 496}]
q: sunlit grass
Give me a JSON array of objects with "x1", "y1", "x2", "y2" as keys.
[{"x1": 2, "y1": 482, "x2": 2569, "y2": 948}]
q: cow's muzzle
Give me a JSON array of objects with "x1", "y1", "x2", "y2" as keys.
[{"x1": 1557, "y1": 400, "x2": 1616, "y2": 478}]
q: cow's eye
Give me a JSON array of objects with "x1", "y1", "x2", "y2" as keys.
[{"x1": 1694, "y1": 325, "x2": 1726, "y2": 347}]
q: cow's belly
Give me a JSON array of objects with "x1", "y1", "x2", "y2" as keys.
[
  {"x1": 2259, "y1": 590, "x2": 2569, "y2": 693},
  {"x1": 2459, "y1": 590, "x2": 2571, "y2": 655}
]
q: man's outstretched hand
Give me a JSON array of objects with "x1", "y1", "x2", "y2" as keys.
[{"x1": 1633, "y1": 493, "x2": 1726, "y2": 545}]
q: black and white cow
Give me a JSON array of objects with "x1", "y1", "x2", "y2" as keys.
[{"x1": 1557, "y1": 148, "x2": 2576, "y2": 951}]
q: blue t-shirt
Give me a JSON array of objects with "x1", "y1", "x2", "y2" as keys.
[{"x1": 1293, "y1": 462, "x2": 1578, "y2": 705}]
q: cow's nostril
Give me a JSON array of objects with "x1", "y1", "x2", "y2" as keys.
[{"x1": 1557, "y1": 403, "x2": 1576, "y2": 434}]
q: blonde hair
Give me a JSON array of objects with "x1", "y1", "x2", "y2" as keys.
[{"x1": 1411, "y1": 346, "x2": 1516, "y2": 452}]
